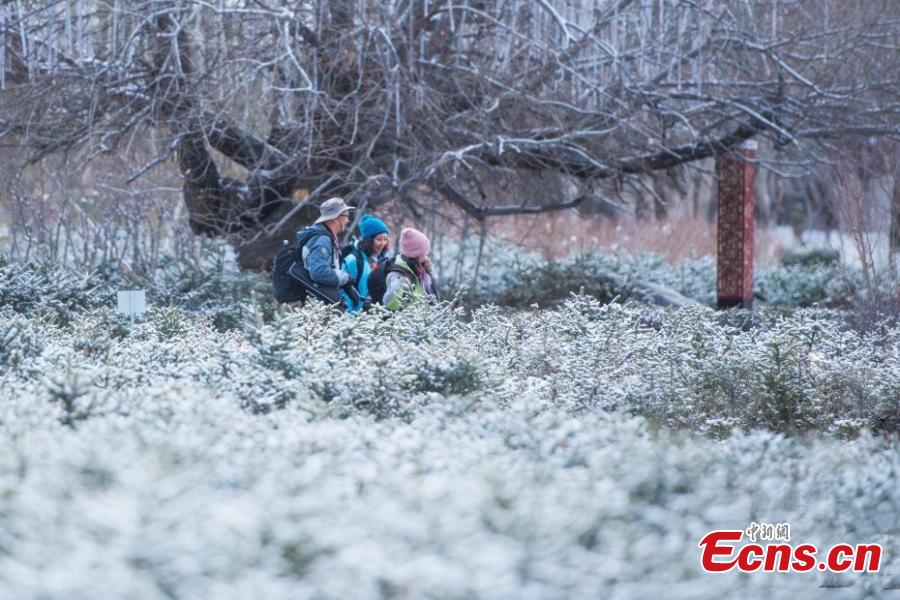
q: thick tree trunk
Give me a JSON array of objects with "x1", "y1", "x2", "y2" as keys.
[
  {"x1": 152, "y1": 10, "x2": 331, "y2": 271},
  {"x1": 232, "y1": 204, "x2": 322, "y2": 271},
  {"x1": 175, "y1": 120, "x2": 333, "y2": 270}
]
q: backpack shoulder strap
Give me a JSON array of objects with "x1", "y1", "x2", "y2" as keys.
[
  {"x1": 298, "y1": 230, "x2": 336, "y2": 264},
  {"x1": 386, "y1": 263, "x2": 415, "y2": 282},
  {"x1": 351, "y1": 246, "x2": 365, "y2": 283}
]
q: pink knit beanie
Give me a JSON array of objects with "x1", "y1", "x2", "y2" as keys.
[{"x1": 398, "y1": 227, "x2": 431, "y2": 259}]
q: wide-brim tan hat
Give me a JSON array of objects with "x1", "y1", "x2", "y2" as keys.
[{"x1": 314, "y1": 197, "x2": 355, "y2": 224}]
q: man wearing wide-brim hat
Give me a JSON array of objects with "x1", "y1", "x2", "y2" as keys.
[
  {"x1": 289, "y1": 197, "x2": 356, "y2": 304},
  {"x1": 314, "y1": 196, "x2": 355, "y2": 225}
]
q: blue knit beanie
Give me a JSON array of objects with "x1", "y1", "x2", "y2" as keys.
[{"x1": 358, "y1": 214, "x2": 390, "y2": 239}]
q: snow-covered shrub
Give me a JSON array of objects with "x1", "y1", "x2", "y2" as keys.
[
  {"x1": 0, "y1": 254, "x2": 114, "y2": 325},
  {"x1": 0, "y1": 244, "x2": 270, "y2": 332},
  {"x1": 463, "y1": 251, "x2": 714, "y2": 307},
  {"x1": 431, "y1": 235, "x2": 868, "y2": 309},
  {"x1": 0, "y1": 307, "x2": 46, "y2": 369},
  {"x1": 755, "y1": 262, "x2": 862, "y2": 307},
  {"x1": 135, "y1": 240, "x2": 270, "y2": 331},
  {"x1": 432, "y1": 236, "x2": 541, "y2": 306},
  {"x1": 507, "y1": 297, "x2": 899, "y2": 434},
  {"x1": 5, "y1": 282, "x2": 897, "y2": 434},
  {"x1": 780, "y1": 247, "x2": 841, "y2": 267},
  {"x1": 240, "y1": 300, "x2": 492, "y2": 419},
  {"x1": 494, "y1": 252, "x2": 865, "y2": 309},
  {"x1": 0, "y1": 384, "x2": 896, "y2": 598}
]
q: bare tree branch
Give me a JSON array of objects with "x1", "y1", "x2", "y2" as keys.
[{"x1": 1, "y1": 0, "x2": 898, "y2": 269}]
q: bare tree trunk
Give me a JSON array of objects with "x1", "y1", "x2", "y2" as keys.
[
  {"x1": 471, "y1": 220, "x2": 487, "y2": 290},
  {"x1": 891, "y1": 172, "x2": 900, "y2": 281}
]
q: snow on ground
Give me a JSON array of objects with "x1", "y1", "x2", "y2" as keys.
[{"x1": 0, "y1": 297, "x2": 897, "y2": 599}]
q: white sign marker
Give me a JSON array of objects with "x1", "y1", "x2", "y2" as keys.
[{"x1": 117, "y1": 290, "x2": 147, "y2": 321}]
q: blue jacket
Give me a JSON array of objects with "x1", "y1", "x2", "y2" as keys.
[
  {"x1": 292, "y1": 224, "x2": 349, "y2": 304},
  {"x1": 342, "y1": 241, "x2": 389, "y2": 312}
]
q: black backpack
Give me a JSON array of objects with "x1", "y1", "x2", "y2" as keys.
[
  {"x1": 272, "y1": 240, "x2": 308, "y2": 304},
  {"x1": 366, "y1": 257, "x2": 412, "y2": 305}
]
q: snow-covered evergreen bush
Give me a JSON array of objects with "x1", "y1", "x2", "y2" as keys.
[
  {"x1": 1, "y1": 243, "x2": 270, "y2": 331},
  {"x1": 755, "y1": 263, "x2": 862, "y2": 307},
  {"x1": 0, "y1": 307, "x2": 45, "y2": 368},
  {"x1": 0, "y1": 254, "x2": 114, "y2": 325},
  {"x1": 431, "y1": 237, "x2": 865, "y2": 309},
  {"x1": 142, "y1": 241, "x2": 271, "y2": 331},
  {"x1": 3, "y1": 288, "x2": 896, "y2": 435},
  {"x1": 0, "y1": 380, "x2": 897, "y2": 598}
]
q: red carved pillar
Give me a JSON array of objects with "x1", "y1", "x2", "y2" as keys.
[{"x1": 717, "y1": 140, "x2": 757, "y2": 309}]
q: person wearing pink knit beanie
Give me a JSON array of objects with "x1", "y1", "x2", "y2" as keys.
[
  {"x1": 383, "y1": 227, "x2": 439, "y2": 310},
  {"x1": 398, "y1": 227, "x2": 431, "y2": 259}
]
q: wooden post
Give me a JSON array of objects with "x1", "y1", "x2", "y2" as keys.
[{"x1": 717, "y1": 140, "x2": 757, "y2": 309}]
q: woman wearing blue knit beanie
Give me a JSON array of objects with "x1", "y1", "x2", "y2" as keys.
[
  {"x1": 341, "y1": 214, "x2": 391, "y2": 313},
  {"x1": 358, "y1": 214, "x2": 389, "y2": 240}
]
